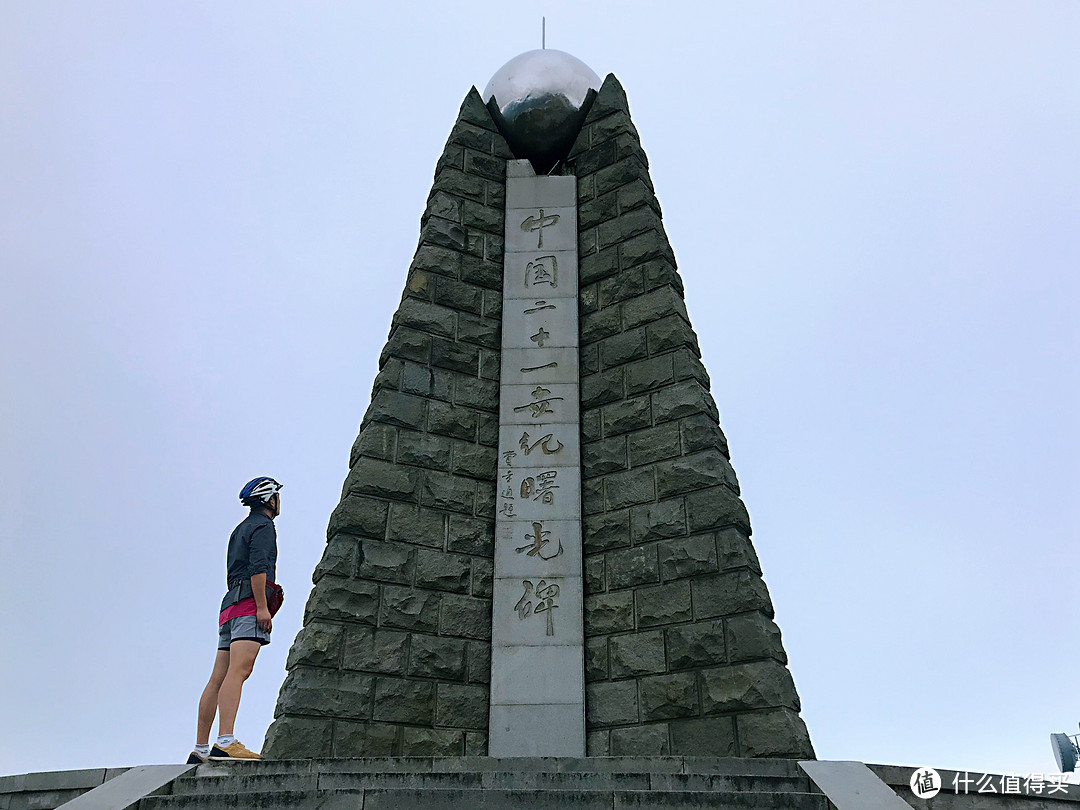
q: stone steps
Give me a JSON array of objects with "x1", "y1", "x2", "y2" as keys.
[{"x1": 139, "y1": 758, "x2": 834, "y2": 810}]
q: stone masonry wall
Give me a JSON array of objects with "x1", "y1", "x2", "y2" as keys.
[
  {"x1": 263, "y1": 89, "x2": 510, "y2": 759},
  {"x1": 566, "y1": 75, "x2": 815, "y2": 759}
]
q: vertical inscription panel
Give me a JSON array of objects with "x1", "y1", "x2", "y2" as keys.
[{"x1": 490, "y1": 160, "x2": 584, "y2": 757}]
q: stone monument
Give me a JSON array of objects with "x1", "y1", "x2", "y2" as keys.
[{"x1": 263, "y1": 48, "x2": 814, "y2": 761}]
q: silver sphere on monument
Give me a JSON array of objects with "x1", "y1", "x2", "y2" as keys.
[{"x1": 483, "y1": 49, "x2": 602, "y2": 173}]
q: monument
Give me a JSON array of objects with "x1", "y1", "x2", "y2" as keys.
[
  {"x1": 6, "y1": 46, "x2": 1078, "y2": 810},
  {"x1": 263, "y1": 48, "x2": 814, "y2": 761}
]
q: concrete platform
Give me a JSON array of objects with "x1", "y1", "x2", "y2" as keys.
[{"x1": 2, "y1": 758, "x2": 1077, "y2": 810}]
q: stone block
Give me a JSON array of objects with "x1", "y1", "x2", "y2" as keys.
[
  {"x1": 333, "y1": 721, "x2": 399, "y2": 757},
  {"x1": 436, "y1": 683, "x2": 489, "y2": 729},
  {"x1": 345, "y1": 458, "x2": 421, "y2": 501},
  {"x1": 584, "y1": 554, "x2": 605, "y2": 595},
  {"x1": 373, "y1": 678, "x2": 435, "y2": 724},
  {"x1": 579, "y1": 245, "x2": 620, "y2": 285},
  {"x1": 471, "y1": 557, "x2": 493, "y2": 598},
  {"x1": 410, "y1": 244, "x2": 464, "y2": 278},
  {"x1": 636, "y1": 581, "x2": 692, "y2": 627},
  {"x1": 602, "y1": 395, "x2": 652, "y2": 436},
  {"x1": 643, "y1": 259, "x2": 682, "y2": 292},
  {"x1": 595, "y1": 156, "x2": 650, "y2": 197},
  {"x1": 357, "y1": 539, "x2": 415, "y2": 584},
  {"x1": 630, "y1": 498, "x2": 686, "y2": 545},
  {"x1": 312, "y1": 535, "x2": 360, "y2": 582},
  {"x1": 655, "y1": 449, "x2": 739, "y2": 499},
  {"x1": 363, "y1": 389, "x2": 427, "y2": 431},
  {"x1": 276, "y1": 666, "x2": 374, "y2": 720},
  {"x1": 609, "y1": 630, "x2": 666, "y2": 678},
  {"x1": 408, "y1": 633, "x2": 467, "y2": 680},
  {"x1": 430, "y1": 337, "x2": 481, "y2": 375},
  {"x1": 380, "y1": 586, "x2": 440, "y2": 632},
  {"x1": 601, "y1": 327, "x2": 648, "y2": 367},
  {"x1": 639, "y1": 672, "x2": 698, "y2": 720},
  {"x1": 645, "y1": 313, "x2": 698, "y2": 355},
  {"x1": 285, "y1": 621, "x2": 343, "y2": 670},
  {"x1": 581, "y1": 344, "x2": 600, "y2": 374},
  {"x1": 610, "y1": 724, "x2": 670, "y2": 756},
  {"x1": 606, "y1": 545, "x2": 659, "y2": 589},
  {"x1": 715, "y1": 527, "x2": 761, "y2": 573},
  {"x1": 395, "y1": 430, "x2": 452, "y2": 472},
  {"x1": 451, "y1": 441, "x2": 497, "y2": 479},
  {"x1": 584, "y1": 636, "x2": 608, "y2": 682},
  {"x1": 420, "y1": 471, "x2": 475, "y2": 514},
  {"x1": 626, "y1": 422, "x2": 681, "y2": 467},
  {"x1": 725, "y1": 612, "x2": 786, "y2": 663},
  {"x1": 328, "y1": 495, "x2": 388, "y2": 542},
  {"x1": 651, "y1": 381, "x2": 718, "y2": 425},
  {"x1": 585, "y1": 680, "x2": 638, "y2": 726},
  {"x1": 432, "y1": 274, "x2": 483, "y2": 315},
  {"x1": 448, "y1": 514, "x2": 495, "y2": 556},
  {"x1": 457, "y1": 312, "x2": 500, "y2": 349},
  {"x1": 392, "y1": 298, "x2": 456, "y2": 339},
  {"x1": 420, "y1": 216, "x2": 471, "y2": 254},
  {"x1": 581, "y1": 368, "x2": 623, "y2": 409},
  {"x1": 467, "y1": 641, "x2": 491, "y2": 684},
  {"x1": 456, "y1": 88, "x2": 499, "y2": 132},
  {"x1": 387, "y1": 503, "x2": 446, "y2": 548},
  {"x1": 625, "y1": 355, "x2": 674, "y2": 395},
  {"x1": 464, "y1": 149, "x2": 503, "y2": 182},
  {"x1": 680, "y1": 413, "x2": 729, "y2": 455},
  {"x1": 304, "y1": 576, "x2": 379, "y2": 625},
  {"x1": 580, "y1": 307, "x2": 622, "y2": 344},
  {"x1": 582, "y1": 478, "x2": 604, "y2": 515},
  {"x1": 262, "y1": 716, "x2": 334, "y2": 759},
  {"x1": 603, "y1": 466, "x2": 655, "y2": 510},
  {"x1": 460, "y1": 199, "x2": 502, "y2": 234},
  {"x1": 736, "y1": 708, "x2": 815, "y2": 758},
  {"x1": 583, "y1": 509, "x2": 629, "y2": 553},
  {"x1": 350, "y1": 423, "x2": 396, "y2": 466},
  {"x1": 685, "y1": 486, "x2": 751, "y2": 534},
  {"x1": 580, "y1": 189, "x2": 618, "y2": 229},
  {"x1": 440, "y1": 594, "x2": 492, "y2": 640},
  {"x1": 342, "y1": 626, "x2": 409, "y2": 675},
  {"x1": 415, "y1": 548, "x2": 471, "y2": 593},
  {"x1": 658, "y1": 534, "x2": 718, "y2": 581},
  {"x1": 693, "y1": 570, "x2": 774, "y2": 620},
  {"x1": 598, "y1": 207, "x2": 662, "y2": 250},
  {"x1": 460, "y1": 253, "x2": 503, "y2": 290},
  {"x1": 665, "y1": 620, "x2": 725, "y2": 670},
  {"x1": 584, "y1": 591, "x2": 634, "y2": 635},
  {"x1": 700, "y1": 660, "x2": 799, "y2": 714},
  {"x1": 465, "y1": 731, "x2": 488, "y2": 756},
  {"x1": 622, "y1": 287, "x2": 687, "y2": 330},
  {"x1": 372, "y1": 356, "x2": 403, "y2": 393},
  {"x1": 582, "y1": 436, "x2": 627, "y2": 478},
  {"x1": 586, "y1": 730, "x2": 611, "y2": 756},
  {"x1": 673, "y1": 348, "x2": 711, "y2": 387},
  {"x1": 380, "y1": 325, "x2": 431, "y2": 366},
  {"x1": 401, "y1": 727, "x2": 466, "y2": 756},
  {"x1": 669, "y1": 716, "x2": 737, "y2": 757},
  {"x1": 477, "y1": 412, "x2": 499, "y2": 446},
  {"x1": 454, "y1": 375, "x2": 499, "y2": 412},
  {"x1": 599, "y1": 267, "x2": 646, "y2": 306}
]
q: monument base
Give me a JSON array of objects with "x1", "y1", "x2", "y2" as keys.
[{"x1": 5, "y1": 758, "x2": 1078, "y2": 810}]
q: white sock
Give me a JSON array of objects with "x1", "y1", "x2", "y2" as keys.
[
  {"x1": 194, "y1": 744, "x2": 210, "y2": 756},
  {"x1": 216, "y1": 734, "x2": 236, "y2": 747}
]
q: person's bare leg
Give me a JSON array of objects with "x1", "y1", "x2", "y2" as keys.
[
  {"x1": 196, "y1": 650, "x2": 231, "y2": 745},
  {"x1": 217, "y1": 640, "x2": 261, "y2": 737}
]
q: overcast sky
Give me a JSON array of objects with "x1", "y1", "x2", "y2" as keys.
[{"x1": 1, "y1": 0, "x2": 1077, "y2": 780}]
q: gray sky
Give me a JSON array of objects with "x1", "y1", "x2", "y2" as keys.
[{"x1": 1, "y1": 0, "x2": 1077, "y2": 779}]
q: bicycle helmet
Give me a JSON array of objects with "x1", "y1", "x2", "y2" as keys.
[{"x1": 239, "y1": 476, "x2": 283, "y2": 506}]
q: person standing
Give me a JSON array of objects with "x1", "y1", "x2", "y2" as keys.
[{"x1": 189, "y1": 477, "x2": 284, "y2": 763}]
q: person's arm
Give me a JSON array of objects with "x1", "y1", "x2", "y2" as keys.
[{"x1": 251, "y1": 572, "x2": 271, "y2": 632}]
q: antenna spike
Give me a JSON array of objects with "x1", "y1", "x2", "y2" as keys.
[{"x1": 542, "y1": 17, "x2": 546, "y2": 49}]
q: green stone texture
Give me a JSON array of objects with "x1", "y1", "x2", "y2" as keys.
[
  {"x1": 264, "y1": 87, "x2": 507, "y2": 759},
  {"x1": 570, "y1": 74, "x2": 813, "y2": 760}
]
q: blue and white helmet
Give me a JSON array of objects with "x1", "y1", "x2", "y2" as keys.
[{"x1": 239, "y1": 476, "x2": 283, "y2": 506}]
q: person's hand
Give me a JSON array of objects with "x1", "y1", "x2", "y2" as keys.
[{"x1": 257, "y1": 607, "x2": 272, "y2": 633}]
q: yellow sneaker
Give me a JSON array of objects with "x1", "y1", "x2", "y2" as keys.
[{"x1": 208, "y1": 740, "x2": 260, "y2": 760}]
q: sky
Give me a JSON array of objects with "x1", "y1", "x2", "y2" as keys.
[{"x1": 1, "y1": 0, "x2": 1077, "y2": 781}]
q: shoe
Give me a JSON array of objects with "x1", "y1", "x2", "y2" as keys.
[
  {"x1": 208, "y1": 740, "x2": 260, "y2": 760},
  {"x1": 186, "y1": 750, "x2": 207, "y2": 765}
]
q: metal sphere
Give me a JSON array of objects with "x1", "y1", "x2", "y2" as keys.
[{"x1": 483, "y1": 49, "x2": 601, "y2": 172}]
